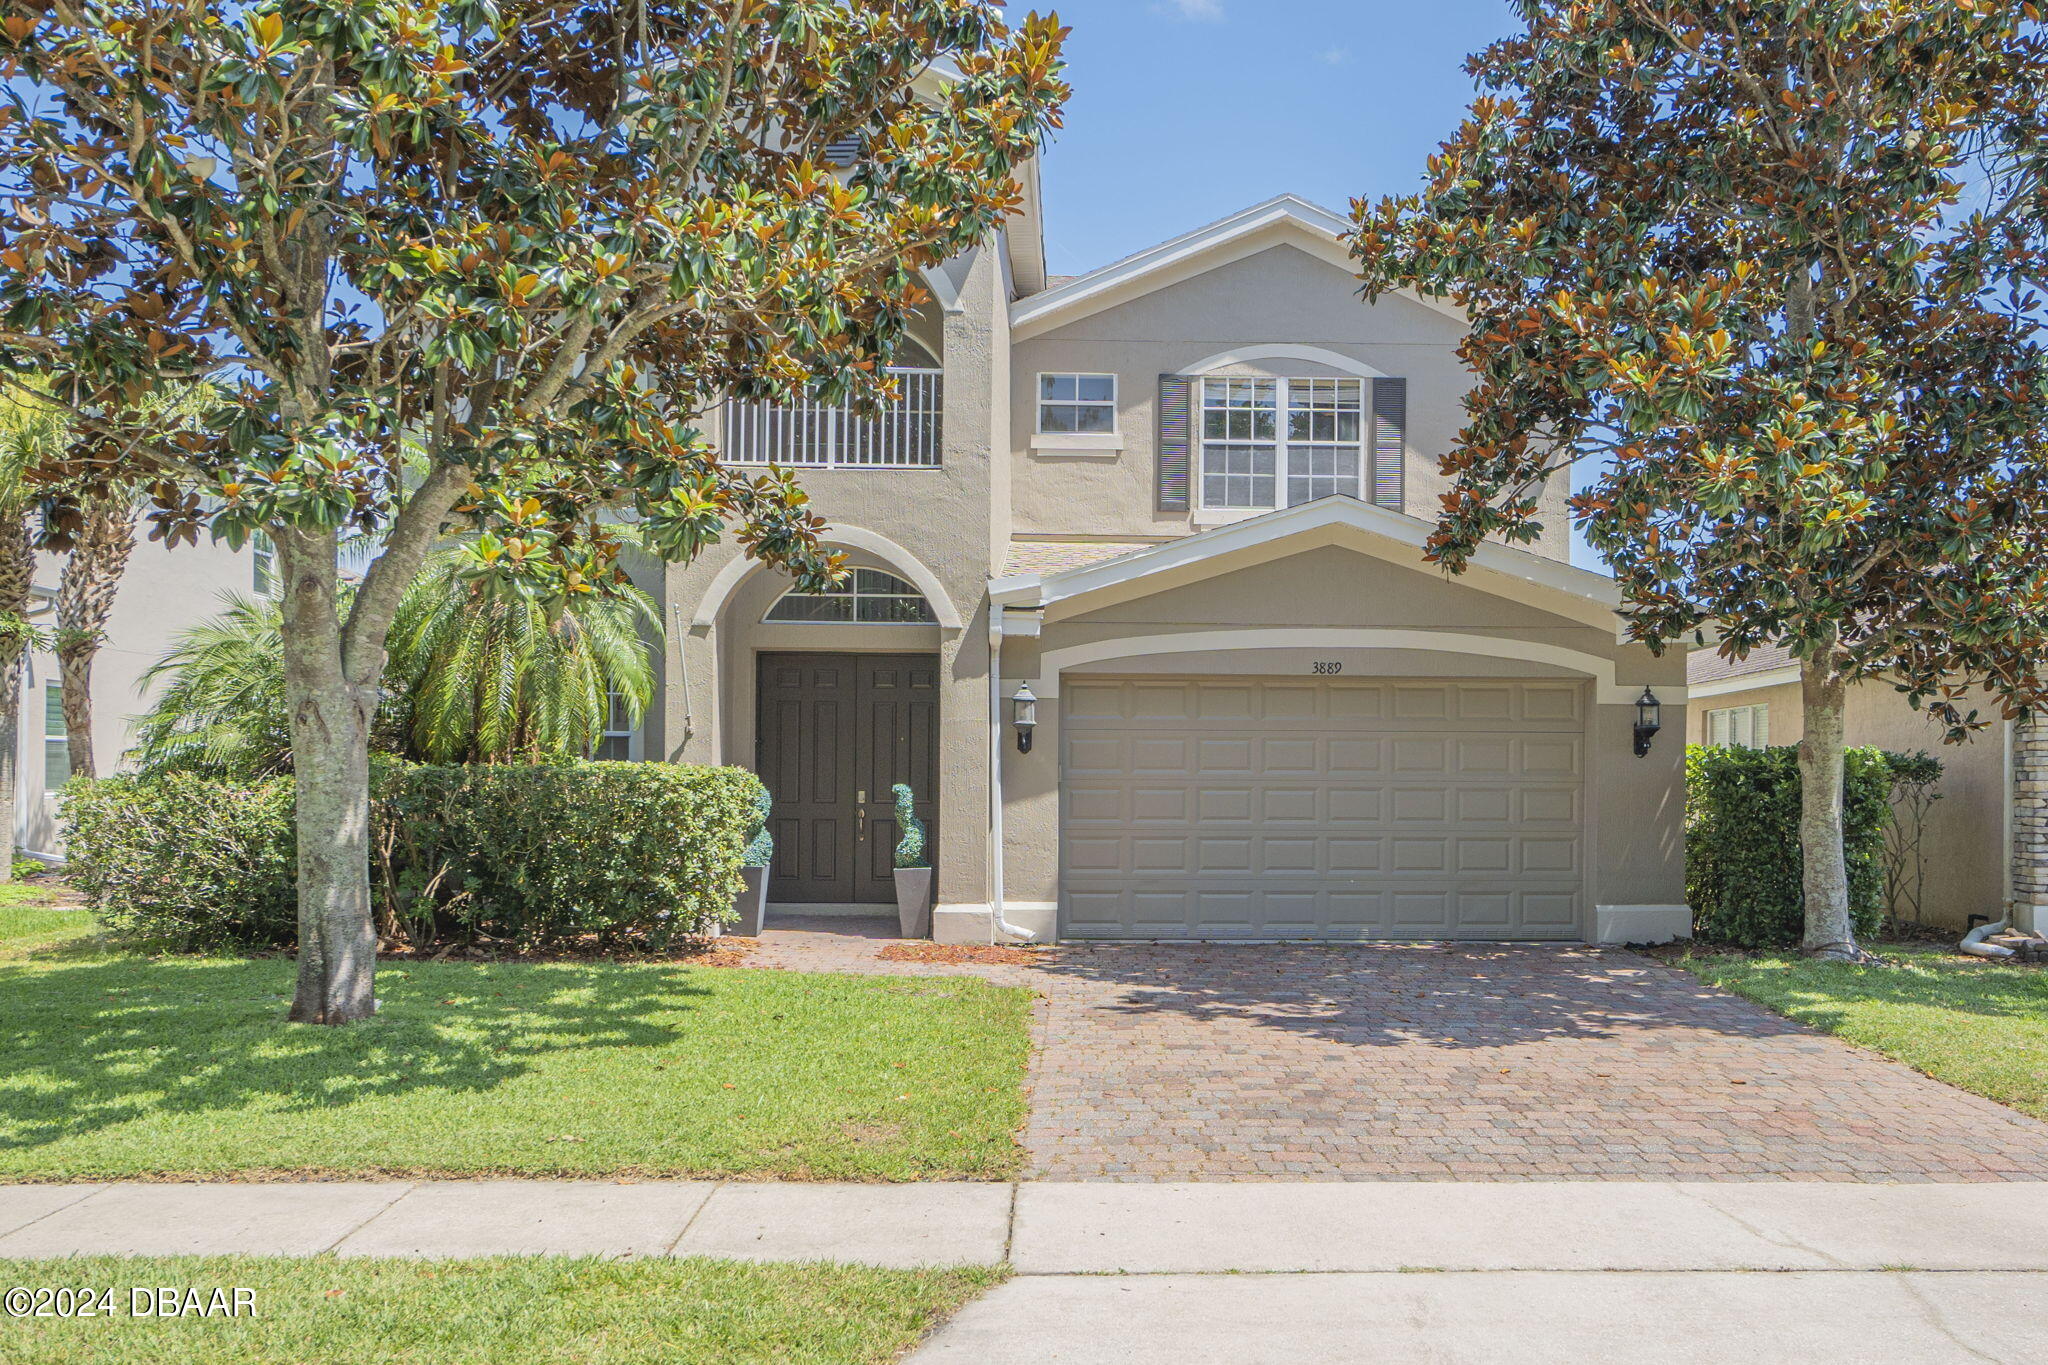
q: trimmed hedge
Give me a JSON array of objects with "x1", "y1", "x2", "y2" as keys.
[
  {"x1": 1684, "y1": 744, "x2": 1901, "y2": 948},
  {"x1": 64, "y1": 761, "x2": 764, "y2": 952},
  {"x1": 66, "y1": 771, "x2": 299, "y2": 951}
]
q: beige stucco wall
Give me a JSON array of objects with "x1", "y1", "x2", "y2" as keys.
[
  {"x1": 1007, "y1": 243, "x2": 1571, "y2": 558},
  {"x1": 997, "y1": 543, "x2": 1686, "y2": 936},
  {"x1": 665, "y1": 254, "x2": 1004, "y2": 912},
  {"x1": 20, "y1": 533, "x2": 258, "y2": 854},
  {"x1": 1687, "y1": 678, "x2": 2005, "y2": 930}
]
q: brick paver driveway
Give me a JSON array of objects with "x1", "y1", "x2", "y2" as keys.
[{"x1": 749, "y1": 920, "x2": 2048, "y2": 1182}]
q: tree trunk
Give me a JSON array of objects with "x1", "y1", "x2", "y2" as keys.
[
  {"x1": 278, "y1": 528, "x2": 380, "y2": 1025},
  {"x1": 274, "y1": 464, "x2": 467, "y2": 1024},
  {"x1": 1798, "y1": 659, "x2": 1858, "y2": 959},
  {"x1": 53, "y1": 495, "x2": 137, "y2": 780}
]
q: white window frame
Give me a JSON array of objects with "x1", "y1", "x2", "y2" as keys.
[
  {"x1": 763, "y1": 568, "x2": 937, "y2": 625},
  {"x1": 252, "y1": 531, "x2": 278, "y2": 596},
  {"x1": 1035, "y1": 372, "x2": 1117, "y2": 433},
  {"x1": 1196, "y1": 376, "x2": 1366, "y2": 513},
  {"x1": 592, "y1": 690, "x2": 638, "y2": 762},
  {"x1": 42, "y1": 681, "x2": 67, "y2": 791},
  {"x1": 1706, "y1": 704, "x2": 1770, "y2": 749}
]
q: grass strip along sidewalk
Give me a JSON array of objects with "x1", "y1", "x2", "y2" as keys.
[{"x1": 0, "y1": 1255, "x2": 1001, "y2": 1364}]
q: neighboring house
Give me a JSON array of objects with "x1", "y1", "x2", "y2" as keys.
[
  {"x1": 1687, "y1": 645, "x2": 2014, "y2": 933},
  {"x1": 13, "y1": 530, "x2": 264, "y2": 856},
  {"x1": 639, "y1": 188, "x2": 1692, "y2": 946}
]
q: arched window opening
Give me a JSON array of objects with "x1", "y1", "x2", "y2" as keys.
[{"x1": 764, "y1": 569, "x2": 937, "y2": 624}]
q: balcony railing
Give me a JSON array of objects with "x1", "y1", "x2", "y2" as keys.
[{"x1": 720, "y1": 367, "x2": 943, "y2": 468}]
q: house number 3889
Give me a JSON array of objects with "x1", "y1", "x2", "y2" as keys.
[{"x1": 1311, "y1": 661, "x2": 1344, "y2": 675}]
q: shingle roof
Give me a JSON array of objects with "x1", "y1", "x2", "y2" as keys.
[
  {"x1": 1000, "y1": 539, "x2": 1165, "y2": 577},
  {"x1": 1687, "y1": 640, "x2": 1796, "y2": 685}
]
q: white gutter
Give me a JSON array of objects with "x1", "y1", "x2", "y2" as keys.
[{"x1": 985, "y1": 606, "x2": 1036, "y2": 943}]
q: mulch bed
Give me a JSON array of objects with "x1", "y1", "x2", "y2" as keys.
[{"x1": 877, "y1": 942, "x2": 1041, "y2": 967}]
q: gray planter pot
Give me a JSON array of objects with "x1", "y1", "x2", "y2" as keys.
[
  {"x1": 893, "y1": 867, "x2": 933, "y2": 939},
  {"x1": 727, "y1": 865, "x2": 769, "y2": 937}
]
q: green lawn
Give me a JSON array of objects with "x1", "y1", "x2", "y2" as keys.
[
  {"x1": 0, "y1": 1255, "x2": 1000, "y2": 1364},
  {"x1": 1680, "y1": 946, "x2": 2048, "y2": 1118},
  {"x1": 0, "y1": 881, "x2": 94, "y2": 958},
  {"x1": 0, "y1": 948, "x2": 1032, "y2": 1181}
]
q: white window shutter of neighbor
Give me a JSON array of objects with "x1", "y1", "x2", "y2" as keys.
[
  {"x1": 1708, "y1": 709, "x2": 1730, "y2": 746},
  {"x1": 1753, "y1": 706, "x2": 1769, "y2": 748}
]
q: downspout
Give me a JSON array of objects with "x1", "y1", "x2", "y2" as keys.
[{"x1": 987, "y1": 605, "x2": 1037, "y2": 942}]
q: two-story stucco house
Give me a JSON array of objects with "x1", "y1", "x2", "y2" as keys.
[{"x1": 641, "y1": 189, "x2": 1692, "y2": 946}]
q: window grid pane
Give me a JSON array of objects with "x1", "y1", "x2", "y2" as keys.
[
  {"x1": 1038, "y1": 373, "x2": 1117, "y2": 436},
  {"x1": 1200, "y1": 378, "x2": 1363, "y2": 511}
]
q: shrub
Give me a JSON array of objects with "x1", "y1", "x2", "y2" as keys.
[
  {"x1": 64, "y1": 761, "x2": 763, "y2": 952},
  {"x1": 376, "y1": 762, "x2": 762, "y2": 947},
  {"x1": 64, "y1": 772, "x2": 298, "y2": 950},
  {"x1": 1685, "y1": 745, "x2": 1902, "y2": 948}
]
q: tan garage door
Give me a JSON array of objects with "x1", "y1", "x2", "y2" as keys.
[{"x1": 1060, "y1": 677, "x2": 1585, "y2": 940}]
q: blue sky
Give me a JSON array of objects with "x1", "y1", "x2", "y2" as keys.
[{"x1": 1032, "y1": 0, "x2": 1519, "y2": 276}]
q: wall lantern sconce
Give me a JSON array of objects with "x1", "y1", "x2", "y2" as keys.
[
  {"x1": 1011, "y1": 683, "x2": 1038, "y2": 753},
  {"x1": 1633, "y1": 686, "x2": 1663, "y2": 758}
]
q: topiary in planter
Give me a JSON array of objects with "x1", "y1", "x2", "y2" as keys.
[
  {"x1": 741, "y1": 787, "x2": 774, "y2": 868},
  {"x1": 892, "y1": 783, "x2": 928, "y2": 869}
]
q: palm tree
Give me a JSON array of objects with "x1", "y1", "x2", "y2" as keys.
[
  {"x1": 52, "y1": 384, "x2": 218, "y2": 779},
  {"x1": 130, "y1": 594, "x2": 296, "y2": 779},
  {"x1": 131, "y1": 549, "x2": 660, "y2": 775},
  {"x1": 387, "y1": 549, "x2": 659, "y2": 764}
]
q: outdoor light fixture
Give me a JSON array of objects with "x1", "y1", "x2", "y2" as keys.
[
  {"x1": 1011, "y1": 682, "x2": 1038, "y2": 753},
  {"x1": 1633, "y1": 686, "x2": 1663, "y2": 758}
]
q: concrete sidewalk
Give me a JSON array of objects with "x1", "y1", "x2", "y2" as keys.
[
  {"x1": 7, "y1": 1178, "x2": 2048, "y2": 1272},
  {"x1": 7, "y1": 1180, "x2": 2048, "y2": 1362}
]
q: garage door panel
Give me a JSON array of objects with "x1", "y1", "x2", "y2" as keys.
[
  {"x1": 1196, "y1": 737, "x2": 1254, "y2": 773},
  {"x1": 1197, "y1": 787, "x2": 1255, "y2": 821},
  {"x1": 1391, "y1": 788, "x2": 1450, "y2": 823},
  {"x1": 1062, "y1": 678, "x2": 1585, "y2": 941},
  {"x1": 1329, "y1": 788, "x2": 1384, "y2": 822},
  {"x1": 1259, "y1": 736, "x2": 1321, "y2": 773},
  {"x1": 1129, "y1": 786, "x2": 1189, "y2": 822},
  {"x1": 1261, "y1": 837, "x2": 1321, "y2": 873}
]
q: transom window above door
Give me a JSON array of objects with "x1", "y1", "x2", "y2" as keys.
[
  {"x1": 1038, "y1": 374, "x2": 1117, "y2": 433},
  {"x1": 1199, "y1": 376, "x2": 1364, "y2": 510},
  {"x1": 765, "y1": 569, "x2": 937, "y2": 624}
]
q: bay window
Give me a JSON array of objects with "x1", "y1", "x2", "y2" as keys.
[{"x1": 1199, "y1": 376, "x2": 1364, "y2": 511}]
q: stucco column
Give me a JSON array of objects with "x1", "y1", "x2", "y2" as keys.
[
  {"x1": 933, "y1": 610, "x2": 991, "y2": 923},
  {"x1": 2011, "y1": 719, "x2": 2048, "y2": 932}
]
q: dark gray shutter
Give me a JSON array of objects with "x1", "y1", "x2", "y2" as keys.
[
  {"x1": 1157, "y1": 374, "x2": 1192, "y2": 512},
  {"x1": 1370, "y1": 377, "x2": 1406, "y2": 510},
  {"x1": 823, "y1": 135, "x2": 862, "y2": 167}
]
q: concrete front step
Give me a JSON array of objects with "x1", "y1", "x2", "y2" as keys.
[{"x1": 3, "y1": 1180, "x2": 2047, "y2": 1275}]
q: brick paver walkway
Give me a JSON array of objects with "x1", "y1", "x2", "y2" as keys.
[{"x1": 745, "y1": 916, "x2": 2048, "y2": 1182}]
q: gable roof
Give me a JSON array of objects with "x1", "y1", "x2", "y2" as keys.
[
  {"x1": 990, "y1": 496, "x2": 1625, "y2": 633},
  {"x1": 1689, "y1": 641, "x2": 1797, "y2": 687},
  {"x1": 1008, "y1": 194, "x2": 1467, "y2": 341}
]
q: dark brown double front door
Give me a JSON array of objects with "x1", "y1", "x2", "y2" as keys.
[{"x1": 756, "y1": 653, "x2": 940, "y2": 904}]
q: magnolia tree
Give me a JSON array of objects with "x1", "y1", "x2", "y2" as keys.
[
  {"x1": 0, "y1": 0, "x2": 1067, "y2": 1020},
  {"x1": 1355, "y1": 1, "x2": 2048, "y2": 959}
]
